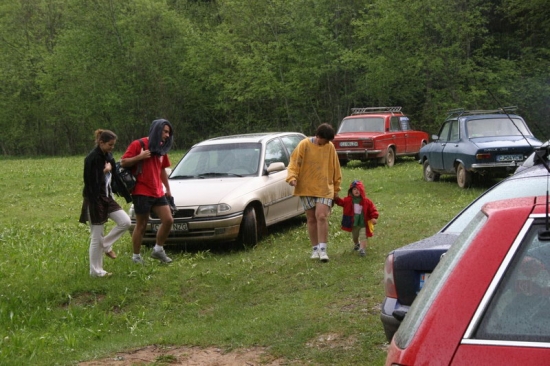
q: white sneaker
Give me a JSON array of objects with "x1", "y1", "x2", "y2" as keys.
[
  {"x1": 319, "y1": 250, "x2": 329, "y2": 262},
  {"x1": 311, "y1": 249, "x2": 320, "y2": 259},
  {"x1": 151, "y1": 249, "x2": 173, "y2": 263}
]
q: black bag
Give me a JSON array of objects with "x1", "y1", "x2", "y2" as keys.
[
  {"x1": 116, "y1": 162, "x2": 138, "y2": 192},
  {"x1": 113, "y1": 139, "x2": 145, "y2": 194}
]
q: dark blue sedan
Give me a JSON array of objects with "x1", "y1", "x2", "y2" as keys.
[{"x1": 419, "y1": 107, "x2": 542, "y2": 188}]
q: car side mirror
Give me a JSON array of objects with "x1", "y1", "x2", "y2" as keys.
[
  {"x1": 432, "y1": 134, "x2": 439, "y2": 141},
  {"x1": 266, "y1": 162, "x2": 285, "y2": 173}
]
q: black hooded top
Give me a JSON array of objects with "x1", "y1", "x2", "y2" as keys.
[{"x1": 148, "y1": 119, "x2": 174, "y2": 156}]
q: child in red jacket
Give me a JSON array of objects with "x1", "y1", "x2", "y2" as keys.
[{"x1": 334, "y1": 180, "x2": 379, "y2": 257}]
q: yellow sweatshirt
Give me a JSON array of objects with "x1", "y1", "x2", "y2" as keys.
[{"x1": 286, "y1": 137, "x2": 342, "y2": 199}]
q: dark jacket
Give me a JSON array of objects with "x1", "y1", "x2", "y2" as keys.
[{"x1": 80, "y1": 146, "x2": 132, "y2": 223}]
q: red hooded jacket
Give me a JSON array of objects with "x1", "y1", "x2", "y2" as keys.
[{"x1": 334, "y1": 180, "x2": 379, "y2": 237}]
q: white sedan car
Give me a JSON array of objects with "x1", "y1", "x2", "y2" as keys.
[{"x1": 129, "y1": 132, "x2": 306, "y2": 246}]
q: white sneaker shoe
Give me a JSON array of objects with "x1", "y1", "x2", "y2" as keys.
[
  {"x1": 151, "y1": 249, "x2": 173, "y2": 263},
  {"x1": 319, "y1": 250, "x2": 329, "y2": 262},
  {"x1": 311, "y1": 249, "x2": 320, "y2": 259}
]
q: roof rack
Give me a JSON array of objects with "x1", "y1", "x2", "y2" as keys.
[
  {"x1": 351, "y1": 106, "x2": 402, "y2": 115},
  {"x1": 446, "y1": 106, "x2": 518, "y2": 119}
]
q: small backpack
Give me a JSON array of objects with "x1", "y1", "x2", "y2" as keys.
[{"x1": 113, "y1": 139, "x2": 145, "y2": 194}]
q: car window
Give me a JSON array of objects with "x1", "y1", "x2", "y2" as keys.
[
  {"x1": 474, "y1": 221, "x2": 550, "y2": 342},
  {"x1": 265, "y1": 139, "x2": 289, "y2": 168},
  {"x1": 444, "y1": 175, "x2": 550, "y2": 234},
  {"x1": 438, "y1": 121, "x2": 452, "y2": 142},
  {"x1": 338, "y1": 117, "x2": 384, "y2": 133},
  {"x1": 281, "y1": 135, "x2": 304, "y2": 157},
  {"x1": 400, "y1": 116, "x2": 411, "y2": 131},
  {"x1": 390, "y1": 116, "x2": 402, "y2": 132},
  {"x1": 466, "y1": 118, "x2": 531, "y2": 138},
  {"x1": 450, "y1": 121, "x2": 459, "y2": 141},
  {"x1": 394, "y1": 211, "x2": 487, "y2": 349},
  {"x1": 171, "y1": 143, "x2": 261, "y2": 177}
]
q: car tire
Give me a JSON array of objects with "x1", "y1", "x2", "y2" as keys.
[
  {"x1": 457, "y1": 163, "x2": 472, "y2": 188},
  {"x1": 240, "y1": 207, "x2": 258, "y2": 246},
  {"x1": 385, "y1": 148, "x2": 395, "y2": 167},
  {"x1": 423, "y1": 160, "x2": 440, "y2": 182}
]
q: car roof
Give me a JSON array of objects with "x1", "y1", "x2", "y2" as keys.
[
  {"x1": 346, "y1": 106, "x2": 405, "y2": 118},
  {"x1": 445, "y1": 106, "x2": 521, "y2": 121},
  {"x1": 193, "y1": 132, "x2": 306, "y2": 146}
]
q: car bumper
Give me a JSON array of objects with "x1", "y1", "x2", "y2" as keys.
[
  {"x1": 380, "y1": 296, "x2": 410, "y2": 342},
  {"x1": 129, "y1": 213, "x2": 243, "y2": 244},
  {"x1": 337, "y1": 149, "x2": 382, "y2": 160},
  {"x1": 471, "y1": 161, "x2": 522, "y2": 169}
]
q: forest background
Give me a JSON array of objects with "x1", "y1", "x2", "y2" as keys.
[{"x1": 1, "y1": 0, "x2": 549, "y2": 156}]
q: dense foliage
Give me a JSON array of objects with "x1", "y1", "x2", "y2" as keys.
[{"x1": 0, "y1": 0, "x2": 548, "y2": 156}]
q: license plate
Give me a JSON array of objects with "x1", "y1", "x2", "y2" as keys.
[
  {"x1": 152, "y1": 222, "x2": 188, "y2": 232},
  {"x1": 496, "y1": 154, "x2": 523, "y2": 162},
  {"x1": 340, "y1": 142, "x2": 358, "y2": 147}
]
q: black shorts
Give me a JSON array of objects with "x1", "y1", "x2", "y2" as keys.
[{"x1": 132, "y1": 195, "x2": 169, "y2": 215}]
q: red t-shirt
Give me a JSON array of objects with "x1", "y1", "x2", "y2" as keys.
[{"x1": 122, "y1": 138, "x2": 171, "y2": 198}]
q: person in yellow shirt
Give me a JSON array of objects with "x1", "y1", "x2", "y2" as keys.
[{"x1": 286, "y1": 123, "x2": 342, "y2": 262}]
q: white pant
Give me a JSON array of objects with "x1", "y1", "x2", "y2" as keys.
[{"x1": 89, "y1": 209, "x2": 131, "y2": 277}]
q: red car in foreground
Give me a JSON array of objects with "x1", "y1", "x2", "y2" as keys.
[{"x1": 386, "y1": 194, "x2": 550, "y2": 365}]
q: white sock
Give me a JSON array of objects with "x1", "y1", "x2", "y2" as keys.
[
  {"x1": 319, "y1": 243, "x2": 327, "y2": 251},
  {"x1": 312, "y1": 245, "x2": 319, "y2": 251},
  {"x1": 154, "y1": 244, "x2": 164, "y2": 252},
  {"x1": 133, "y1": 253, "x2": 141, "y2": 259}
]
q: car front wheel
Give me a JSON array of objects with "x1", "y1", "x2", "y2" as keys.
[
  {"x1": 456, "y1": 163, "x2": 472, "y2": 188},
  {"x1": 423, "y1": 160, "x2": 440, "y2": 182},
  {"x1": 239, "y1": 207, "x2": 258, "y2": 246}
]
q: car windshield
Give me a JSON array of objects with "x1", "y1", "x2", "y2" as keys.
[
  {"x1": 444, "y1": 173, "x2": 550, "y2": 234},
  {"x1": 337, "y1": 117, "x2": 385, "y2": 133},
  {"x1": 466, "y1": 118, "x2": 531, "y2": 138},
  {"x1": 170, "y1": 143, "x2": 261, "y2": 178}
]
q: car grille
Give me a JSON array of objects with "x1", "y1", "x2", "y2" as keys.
[{"x1": 150, "y1": 209, "x2": 195, "y2": 219}]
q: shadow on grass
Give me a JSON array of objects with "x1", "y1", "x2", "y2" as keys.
[{"x1": 165, "y1": 214, "x2": 307, "y2": 255}]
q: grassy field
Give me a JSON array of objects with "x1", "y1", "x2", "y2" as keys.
[{"x1": 0, "y1": 153, "x2": 490, "y2": 365}]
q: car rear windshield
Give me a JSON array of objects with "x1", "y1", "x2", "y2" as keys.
[
  {"x1": 466, "y1": 118, "x2": 531, "y2": 138},
  {"x1": 444, "y1": 174, "x2": 550, "y2": 235},
  {"x1": 338, "y1": 117, "x2": 384, "y2": 133}
]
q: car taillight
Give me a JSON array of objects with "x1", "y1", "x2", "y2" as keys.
[
  {"x1": 384, "y1": 253, "x2": 398, "y2": 298},
  {"x1": 476, "y1": 152, "x2": 492, "y2": 160},
  {"x1": 362, "y1": 139, "x2": 374, "y2": 149}
]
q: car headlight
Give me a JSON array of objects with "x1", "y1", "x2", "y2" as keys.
[{"x1": 196, "y1": 204, "x2": 231, "y2": 217}]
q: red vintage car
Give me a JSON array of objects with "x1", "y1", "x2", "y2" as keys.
[
  {"x1": 333, "y1": 107, "x2": 429, "y2": 167},
  {"x1": 386, "y1": 194, "x2": 550, "y2": 365}
]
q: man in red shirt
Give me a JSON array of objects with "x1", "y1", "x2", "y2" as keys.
[{"x1": 121, "y1": 119, "x2": 174, "y2": 263}]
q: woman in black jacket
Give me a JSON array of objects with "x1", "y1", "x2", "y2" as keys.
[{"x1": 79, "y1": 129, "x2": 131, "y2": 277}]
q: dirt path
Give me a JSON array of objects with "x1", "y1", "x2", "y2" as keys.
[{"x1": 78, "y1": 345, "x2": 288, "y2": 365}]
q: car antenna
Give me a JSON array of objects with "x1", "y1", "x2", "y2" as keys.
[{"x1": 487, "y1": 89, "x2": 537, "y2": 149}]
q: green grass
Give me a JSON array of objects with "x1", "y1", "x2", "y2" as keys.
[{"x1": 0, "y1": 154, "x2": 489, "y2": 365}]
